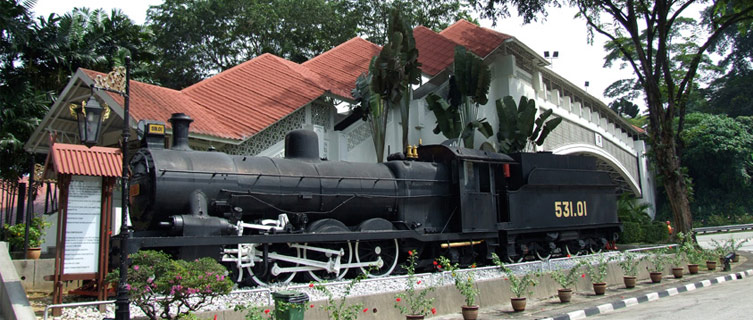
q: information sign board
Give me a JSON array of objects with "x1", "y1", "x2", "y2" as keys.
[{"x1": 63, "y1": 175, "x2": 102, "y2": 274}]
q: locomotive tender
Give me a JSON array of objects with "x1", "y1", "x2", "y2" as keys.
[{"x1": 126, "y1": 113, "x2": 620, "y2": 285}]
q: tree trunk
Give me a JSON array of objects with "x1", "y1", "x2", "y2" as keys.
[{"x1": 653, "y1": 133, "x2": 693, "y2": 234}]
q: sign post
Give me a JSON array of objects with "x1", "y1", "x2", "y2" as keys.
[{"x1": 43, "y1": 143, "x2": 122, "y2": 315}]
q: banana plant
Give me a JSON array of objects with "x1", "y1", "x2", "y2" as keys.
[
  {"x1": 353, "y1": 9, "x2": 420, "y2": 162},
  {"x1": 426, "y1": 46, "x2": 493, "y2": 148},
  {"x1": 495, "y1": 95, "x2": 562, "y2": 154}
]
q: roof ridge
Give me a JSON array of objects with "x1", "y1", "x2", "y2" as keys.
[{"x1": 303, "y1": 37, "x2": 381, "y2": 66}]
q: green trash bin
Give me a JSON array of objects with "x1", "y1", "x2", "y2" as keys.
[{"x1": 272, "y1": 290, "x2": 309, "y2": 320}]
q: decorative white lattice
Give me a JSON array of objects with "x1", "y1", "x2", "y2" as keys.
[
  {"x1": 346, "y1": 121, "x2": 372, "y2": 151},
  {"x1": 221, "y1": 108, "x2": 306, "y2": 156}
]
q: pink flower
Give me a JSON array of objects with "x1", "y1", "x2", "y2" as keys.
[
  {"x1": 133, "y1": 265, "x2": 139, "y2": 271},
  {"x1": 125, "y1": 284, "x2": 131, "y2": 291}
]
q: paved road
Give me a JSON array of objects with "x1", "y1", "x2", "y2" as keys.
[
  {"x1": 589, "y1": 274, "x2": 753, "y2": 319},
  {"x1": 697, "y1": 230, "x2": 753, "y2": 252}
]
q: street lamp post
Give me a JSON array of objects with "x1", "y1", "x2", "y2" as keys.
[{"x1": 72, "y1": 57, "x2": 131, "y2": 320}]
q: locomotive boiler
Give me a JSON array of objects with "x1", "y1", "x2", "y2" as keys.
[{"x1": 125, "y1": 113, "x2": 621, "y2": 285}]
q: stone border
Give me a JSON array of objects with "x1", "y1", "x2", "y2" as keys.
[{"x1": 541, "y1": 269, "x2": 753, "y2": 320}]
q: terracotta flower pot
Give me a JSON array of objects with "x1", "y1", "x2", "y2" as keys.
[
  {"x1": 733, "y1": 254, "x2": 739, "y2": 263},
  {"x1": 461, "y1": 305, "x2": 479, "y2": 320},
  {"x1": 592, "y1": 282, "x2": 607, "y2": 295},
  {"x1": 672, "y1": 267, "x2": 684, "y2": 279},
  {"x1": 25, "y1": 247, "x2": 41, "y2": 260},
  {"x1": 688, "y1": 264, "x2": 699, "y2": 274},
  {"x1": 557, "y1": 288, "x2": 572, "y2": 303},
  {"x1": 650, "y1": 272, "x2": 663, "y2": 283},
  {"x1": 406, "y1": 315, "x2": 424, "y2": 320},
  {"x1": 706, "y1": 261, "x2": 717, "y2": 271},
  {"x1": 623, "y1": 276, "x2": 636, "y2": 289},
  {"x1": 510, "y1": 297, "x2": 527, "y2": 312}
]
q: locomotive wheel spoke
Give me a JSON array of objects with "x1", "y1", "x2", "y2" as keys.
[
  {"x1": 535, "y1": 248, "x2": 552, "y2": 260},
  {"x1": 304, "y1": 241, "x2": 353, "y2": 282},
  {"x1": 565, "y1": 244, "x2": 581, "y2": 257},
  {"x1": 355, "y1": 239, "x2": 399, "y2": 277},
  {"x1": 251, "y1": 246, "x2": 300, "y2": 286}
]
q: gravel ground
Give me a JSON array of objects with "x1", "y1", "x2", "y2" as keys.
[{"x1": 48, "y1": 248, "x2": 669, "y2": 319}]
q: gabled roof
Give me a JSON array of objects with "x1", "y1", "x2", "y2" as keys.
[
  {"x1": 44, "y1": 143, "x2": 122, "y2": 178},
  {"x1": 183, "y1": 53, "x2": 327, "y2": 140},
  {"x1": 414, "y1": 26, "x2": 458, "y2": 76},
  {"x1": 303, "y1": 37, "x2": 382, "y2": 100},
  {"x1": 440, "y1": 19, "x2": 512, "y2": 58}
]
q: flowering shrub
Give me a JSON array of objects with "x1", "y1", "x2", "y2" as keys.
[
  {"x1": 106, "y1": 250, "x2": 234, "y2": 320},
  {"x1": 312, "y1": 271, "x2": 370, "y2": 320},
  {"x1": 394, "y1": 250, "x2": 436, "y2": 316},
  {"x1": 2, "y1": 217, "x2": 50, "y2": 249},
  {"x1": 436, "y1": 256, "x2": 479, "y2": 306},
  {"x1": 236, "y1": 300, "x2": 312, "y2": 320},
  {"x1": 580, "y1": 252, "x2": 612, "y2": 283},
  {"x1": 550, "y1": 266, "x2": 580, "y2": 289},
  {"x1": 491, "y1": 253, "x2": 539, "y2": 298},
  {"x1": 644, "y1": 249, "x2": 668, "y2": 273},
  {"x1": 618, "y1": 251, "x2": 640, "y2": 277}
]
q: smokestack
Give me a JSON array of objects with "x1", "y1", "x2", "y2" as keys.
[
  {"x1": 169, "y1": 113, "x2": 193, "y2": 151},
  {"x1": 284, "y1": 129, "x2": 319, "y2": 160}
]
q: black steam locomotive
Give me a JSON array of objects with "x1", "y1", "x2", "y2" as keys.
[{"x1": 125, "y1": 113, "x2": 620, "y2": 285}]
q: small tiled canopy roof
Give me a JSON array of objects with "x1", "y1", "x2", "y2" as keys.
[{"x1": 44, "y1": 143, "x2": 122, "y2": 178}]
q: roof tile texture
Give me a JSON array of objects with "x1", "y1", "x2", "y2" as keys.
[{"x1": 50, "y1": 143, "x2": 122, "y2": 177}]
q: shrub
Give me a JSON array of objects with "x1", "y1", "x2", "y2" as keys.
[
  {"x1": 107, "y1": 250, "x2": 234, "y2": 320},
  {"x1": 618, "y1": 222, "x2": 644, "y2": 244},
  {"x1": 492, "y1": 253, "x2": 539, "y2": 298},
  {"x1": 580, "y1": 253, "x2": 611, "y2": 283},
  {"x1": 313, "y1": 271, "x2": 372, "y2": 320},
  {"x1": 394, "y1": 251, "x2": 436, "y2": 316},
  {"x1": 437, "y1": 256, "x2": 479, "y2": 307},
  {"x1": 2, "y1": 217, "x2": 50, "y2": 249},
  {"x1": 644, "y1": 221, "x2": 669, "y2": 243}
]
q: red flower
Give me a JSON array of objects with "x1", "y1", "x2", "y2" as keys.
[
  {"x1": 309, "y1": 283, "x2": 314, "y2": 288},
  {"x1": 582, "y1": 274, "x2": 586, "y2": 278},
  {"x1": 504, "y1": 278, "x2": 509, "y2": 280},
  {"x1": 310, "y1": 304, "x2": 314, "y2": 308},
  {"x1": 433, "y1": 261, "x2": 438, "y2": 266},
  {"x1": 396, "y1": 297, "x2": 401, "y2": 302},
  {"x1": 431, "y1": 308, "x2": 437, "y2": 314},
  {"x1": 567, "y1": 254, "x2": 572, "y2": 258},
  {"x1": 264, "y1": 309, "x2": 270, "y2": 314},
  {"x1": 417, "y1": 280, "x2": 421, "y2": 285},
  {"x1": 408, "y1": 250, "x2": 413, "y2": 256},
  {"x1": 437, "y1": 265, "x2": 442, "y2": 269},
  {"x1": 363, "y1": 308, "x2": 369, "y2": 313},
  {"x1": 471, "y1": 264, "x2": 476, "y2": 268}
]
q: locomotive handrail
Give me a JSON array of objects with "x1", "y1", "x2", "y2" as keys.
[
  {"x1": 158, "y1": 168, "x2": 451, "y2": 183},
  {"x1": 693, "y1": 223, "x2": 753, "y2": 234}
]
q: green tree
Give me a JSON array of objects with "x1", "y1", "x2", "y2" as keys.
[
  {"x1": 471, "y1": 0, "x2": 753, "y2": 234},
  {"x1": 680, "y1": 113, "x2": 753, "y2": 218}
]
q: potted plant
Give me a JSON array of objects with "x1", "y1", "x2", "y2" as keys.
[
  {"x1": 618, "y1": 251, "x2": 640, "y2": 288},
  {"x1": 645, "y1": 249, "x2": 668, "y2": 283},
  {"x1": 677, "y1": 232, "x2": 702, "y2": 274},
  {"x1": 669, "y1": 249, "x2": 685, "y2": 279},
  {"x1": 704, "y1": 249, "x2": 718, "y2": 271},
  {"x1": 395, "y1": 251, "x2": 436, "y2": 319},
  {"x1": 437, "y1": 257, "x2": 480, "y2": 320},
  {"x1": 492, "y1": 253, "x2": 538, "y2": 312},
  {"x1": 726, "y1": 238, "x2": 749, "y2": 263},
  {"x1": 2, "y1": 217, "x2": 50, "y2": 259},
  {"x1": 580, "y1": 253, "x2": 611, "y2": 295},
  {"x1": 550, "y1": 266, "x2": 580, "y2": 302}
]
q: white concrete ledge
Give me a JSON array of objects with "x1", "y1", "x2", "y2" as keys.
[{"x1": 0, "y1": 242, "x2": 37, "y2": 320}]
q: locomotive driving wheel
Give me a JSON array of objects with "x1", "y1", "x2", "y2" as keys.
[
  {"x1": 250, "y1": 245, "x2": 301, "y2": 286},
  {"x1": 303, "y1": 241, "x2": 353, "y2": 282},
  {"x1": 355, "y1": 239, "x2": 399, "y2": 277}
]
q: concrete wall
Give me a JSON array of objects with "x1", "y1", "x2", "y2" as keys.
[
  {"x1": 0, "y1": 242, "x2": 37, "y2": 320},
  {"x1": 191, "y1": 258, "x2": 666, "y2": 320},
  {"x1": 11, "y1": 258, "x2": 54, "y2": 291}
]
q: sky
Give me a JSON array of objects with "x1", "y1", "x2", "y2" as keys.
[{"x1": 31, "y1": 1, "x2": 706, "y2": 109}]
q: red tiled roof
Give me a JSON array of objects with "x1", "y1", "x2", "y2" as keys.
[
  {"x1": 440, "y1": 19, "x2": 512, "y2": 58},
  {"x1": 414, "y1": 26, "x2": 459, "y2": 76},
  {"x1": 74, "y1": 20, "x2": 518, "y2": 142},
  {"x1": 303, "y1": 37, "x2": 382, "y2": 99},
  {"x1": 81, "y1": 69, "x2": 233, "y2": 139},
  {"x1": 183, "y1": 54, "x2": 327, "y2": 139},
  {"x1": 48, "y1": 143, "x2": 122, "y2": 177}
]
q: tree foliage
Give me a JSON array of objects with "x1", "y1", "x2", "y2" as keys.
[
  {"x1": 471, "y1": 0, "x2": 753, "y2": 234},
  {"x1": 1, "y1": 3, "x2": 151, "y2": 180},
  {"x1": 680, "y1": 112, "x2": 753, "y2": 218}
]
